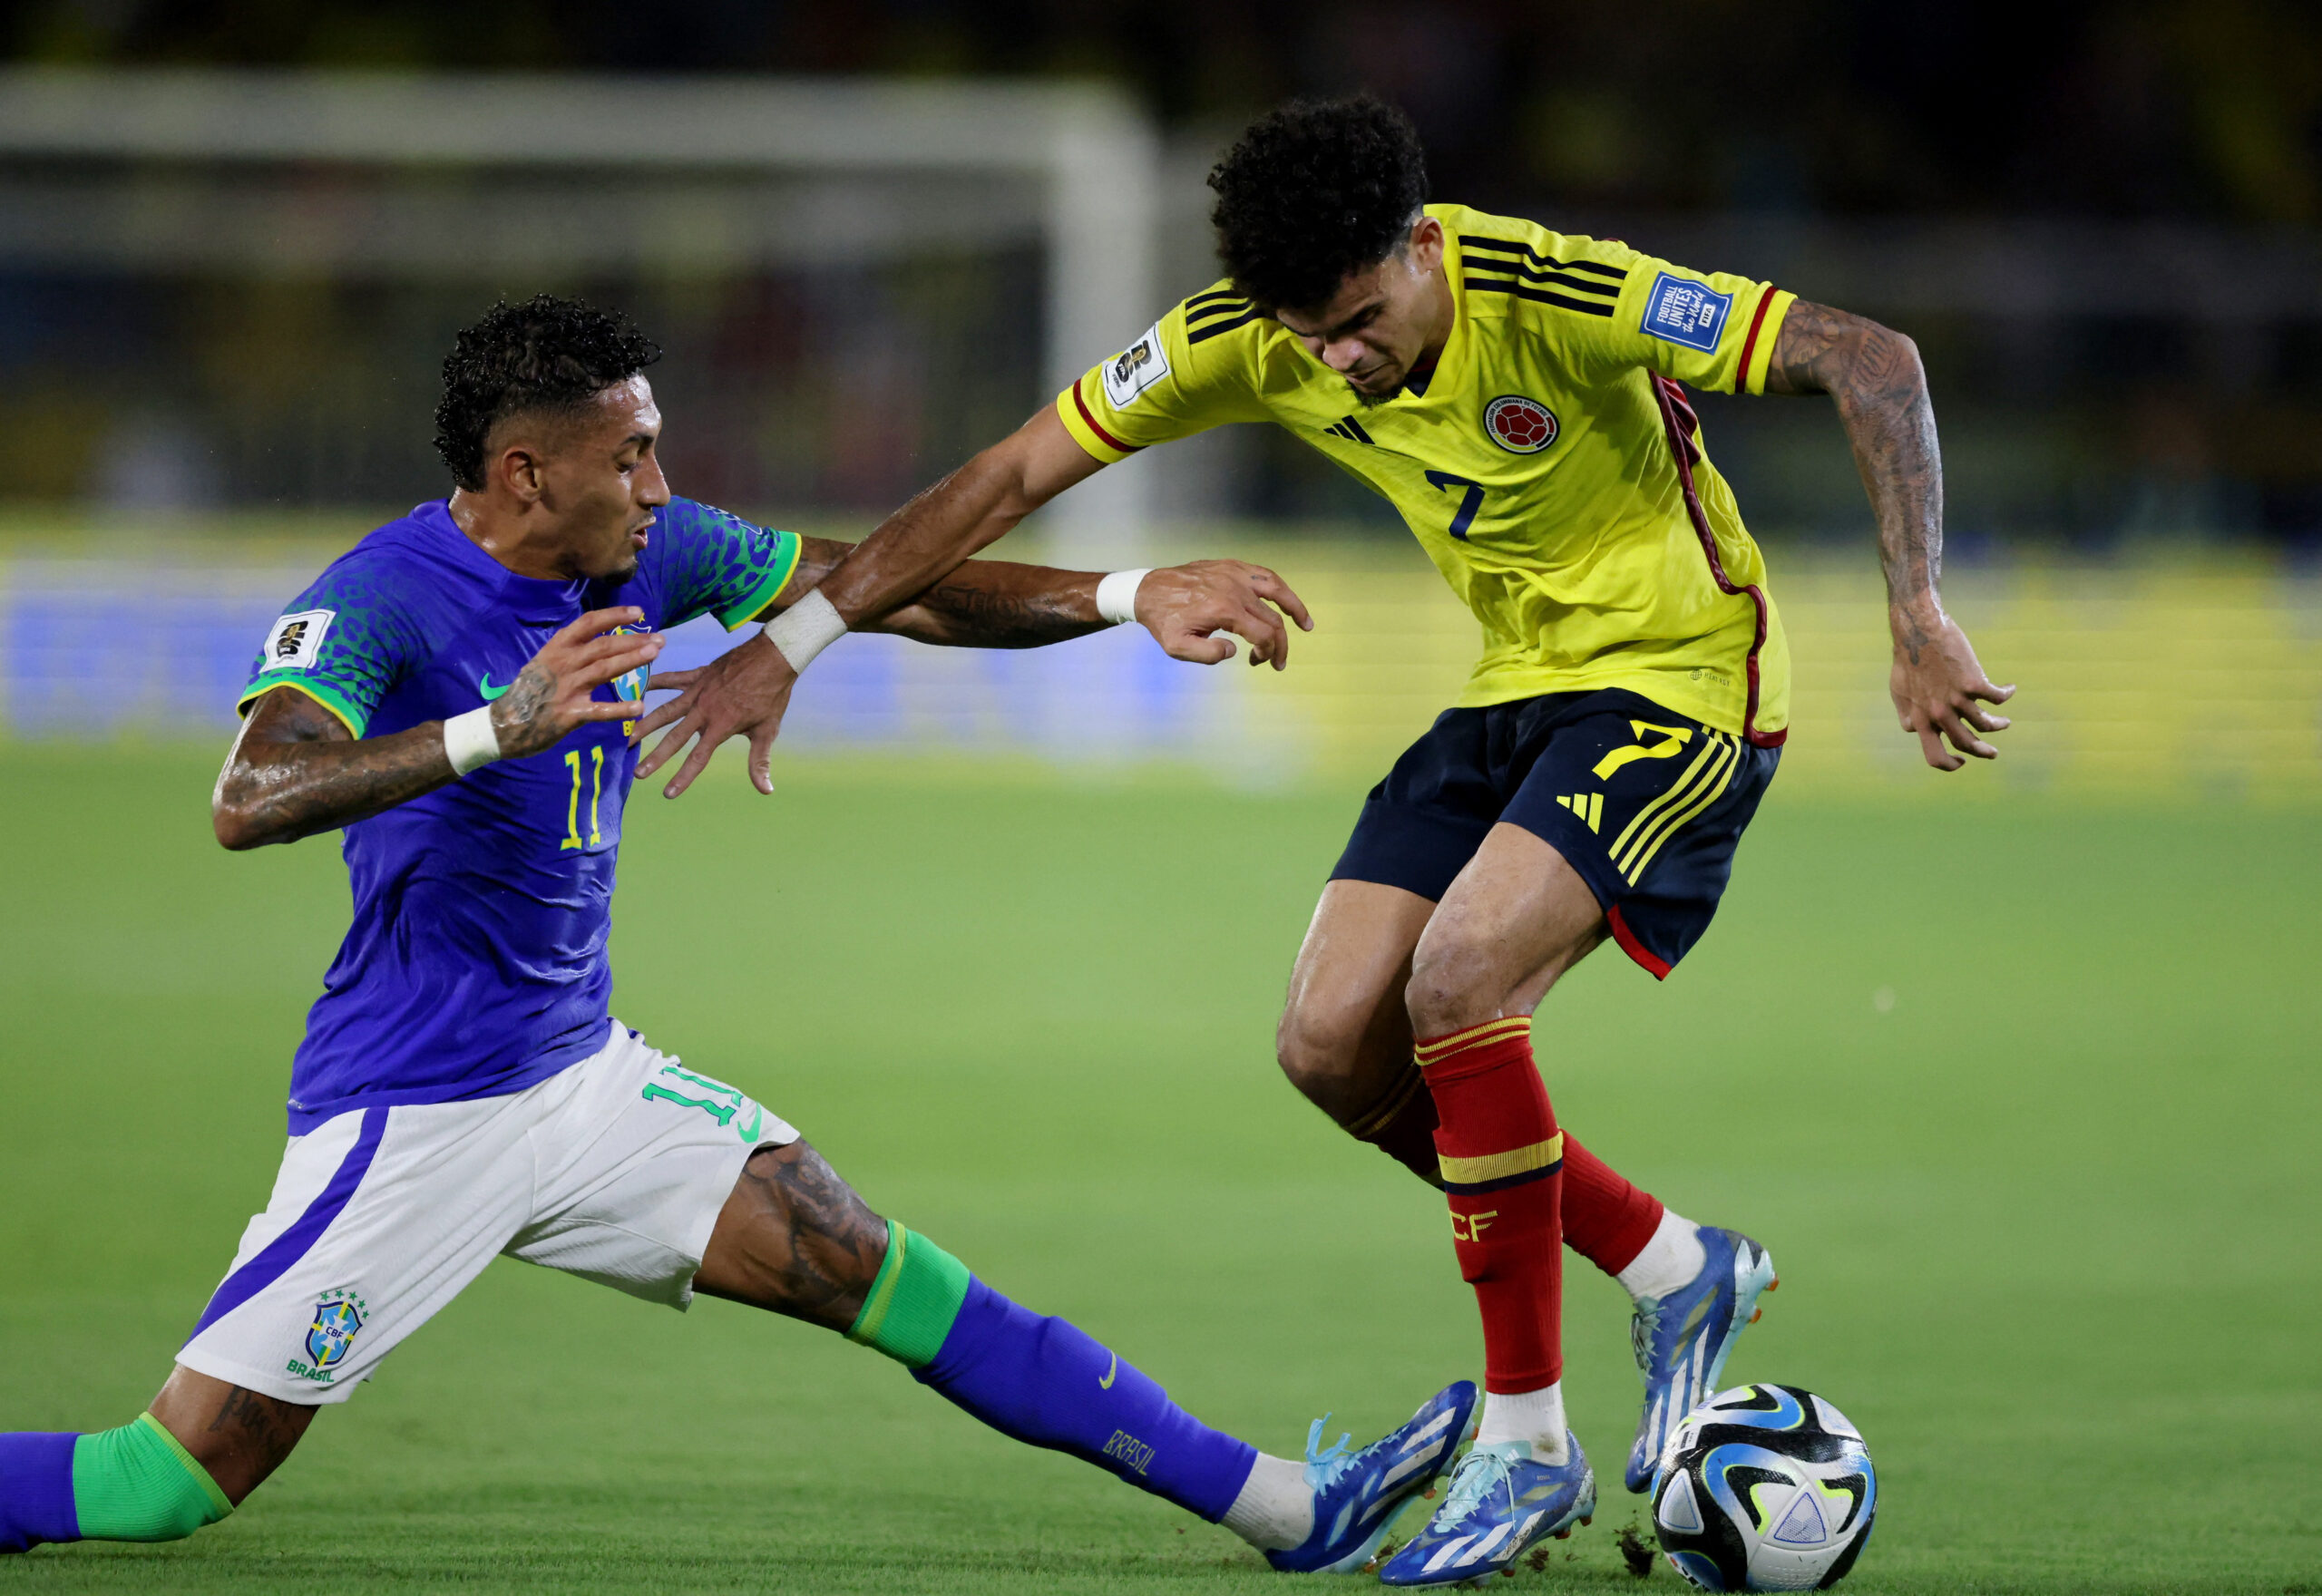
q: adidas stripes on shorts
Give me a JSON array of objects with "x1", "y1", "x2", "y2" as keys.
[{"x1": 1330, "y1": 688, "x2": 1780, "y2": 978}]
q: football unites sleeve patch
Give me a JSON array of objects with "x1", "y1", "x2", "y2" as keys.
[
  {"x1": 653, "y1": 499, "x2": 804, "y2": 631},
  {"x1": 237, "y1": 555, "x2": 417, "y2": 737},
  {"x1": 1619, "y1": 263, "x2": 1793, "y2": 395},
  {"x1": 1641, "y1": 272, "x2": 1733, "y2": 353}
]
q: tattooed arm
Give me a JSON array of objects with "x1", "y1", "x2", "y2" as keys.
[
  {"x1": 768, "y1": 534, "x2": 1305, "y2": 653},
  {"x1": 212, "y1": 607, "x2": 661, "y2": 850},
  {"x1": 629, "y1": 410, "x2": 1313, "y2": 798},
  {"x1": 777, "y1": 534, "x2": 1104, "y2": 649},
  {"x1": 1765, "y1": 299, "x2": 2015, "y2": 771}
]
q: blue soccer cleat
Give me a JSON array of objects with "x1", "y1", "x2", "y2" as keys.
[
  {"x1": 1624, "y1": 1225, "x2": 1779, "y2": 1493},
  {"x1": 1376, "y1": 1433, "x2": 1595, "y2": 1586},
  {"x1": 1263, "y1": 1379, "x2": 1479, "y2": 1573}
]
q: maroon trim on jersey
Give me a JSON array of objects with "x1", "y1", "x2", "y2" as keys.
[
  {"x1": 1070, "y1": 378, "x2": 1144, "y2": 456},
  {"x1": 1734, "y1": 288, "x2": 1779, "y2": 394},
  {"x1": 1608, "y1": 905, "x2": 1672, "y2": 980},
  {"x1": 1650, "y1": 375, "x2": 1788, "y2": 750}
]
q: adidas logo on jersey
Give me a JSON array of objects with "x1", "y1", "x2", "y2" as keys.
[
  {"x1": 1323, "y1": 415, "x2": 1375, "y2": 445},
  {"x1": 1556, "y1": 792, "x2": 1604, "y2": 832}
]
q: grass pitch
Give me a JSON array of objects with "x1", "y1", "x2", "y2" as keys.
[{"x1": 1, "y1": 746, "x2": 2315, "y2": 1593}]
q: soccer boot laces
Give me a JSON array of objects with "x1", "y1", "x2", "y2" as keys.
[
  {"x1": 1375, "y1": 1432, "x2": 1595, "y2": 1587},
  {"x1": 1263, "y1": 1379, "x2": 1478, "y2": 1574},
  {"x1": 1624, "y1": 1225, "x2": 1779, "y2": 1494}
]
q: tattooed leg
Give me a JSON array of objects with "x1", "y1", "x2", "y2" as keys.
[
  {"x1": 692, "y1": 1140, "x2": 890, "y2": 1328},
  {"x1": 146, "y1": 1366, "x2": 317, "y2": 1504},
  {"x1": 690, "y1": 1140, "x2": 1293, "y2": 1541}
]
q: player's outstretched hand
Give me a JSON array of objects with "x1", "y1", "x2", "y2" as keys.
[
  {"x1": 1137, "y1": 559, "x2": 1314, "y2": 670},
  {"x1": 1889, "y1": 611, "x2": 2014, "y2": 771},
  {"x1": 492, "y1": 608, "x2": 663, "y2": 760},
  {"x1": 629, "y1": 633, "x2": 795, "y2": 799}
]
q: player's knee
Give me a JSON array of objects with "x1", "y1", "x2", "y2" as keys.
[
  {"x1": 1404, "y1": 929, "x2": 1506, "y2": 1036},
  {"x1": 1273, "y1": 993, "x2": 1371, "y2": 1124}
]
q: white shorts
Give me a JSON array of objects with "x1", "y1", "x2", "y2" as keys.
[{"x1": 177, "y1": 1021, "x2": 797, "y2": 1406}]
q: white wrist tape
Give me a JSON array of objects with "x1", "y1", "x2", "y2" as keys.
[
  {"x1": 763, "y1": 587, "x2": 846, "y2": 672},
  {"x1": 1095, "y1": 568, "x2": 1151, "y2": 627},
  {"x1": 443, "y1": 705, "x2": 502, "y2": 776}
]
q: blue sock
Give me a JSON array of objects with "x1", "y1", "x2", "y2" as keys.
[
  {"x1": 0, "y1": 1432, "x2": 80, "y2": 1552},
  {"x1": 912, "y1": 1278, "x2": 1258, "y2": 1522}
]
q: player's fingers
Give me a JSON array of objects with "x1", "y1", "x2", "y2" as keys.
[
  {"x1": 573, "y1": 700, "x2": 649, "y2": 721},
  {"x1": 642, "y1": 667, "x2": 702, "y2": 694},
  {"x1": 1242, "y1": 566, "x2": 1314, "y2": 631},
  {"x1": 629, "y1": 693, "x2": 691, "y2": 743},
  {"x1": 746, "y1": 725, "x2": 776, "y2": 796},
  {"x1": 661, "y1": 723, "x2": 729, "y2": 798},
  {"x1": 569, "y1": 638, "x2": 662, "y2": 686},
  {"x1": 1970, "y1": 679, "x2": 2018, "y2": 705},
  {"x1": 1233, "y1": 603, "x2": 1291, "y2": 669},
  {"x1": 1916, "y1": 723, "x2": 1962, "y2": 771},
  {"x1": 1166, "y1": 630, "x2": 1238, "y2": 666},
  {"x1": 554, "y1": 607, "x2": 646, "y2": 647},
  {"x1": 568, "y1": 630, "x2": 662, "y2": 668},
  {"x1": 1959, "y1": 702, "x2": 2011, "y2": 734},
  {"x1": 634, "y1": 717, "x2": 699, "y2": 779},
  {"x1": 1935, "y1": 709, "x2": 1998, "y2": 761}
]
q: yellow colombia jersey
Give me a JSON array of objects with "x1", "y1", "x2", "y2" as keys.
[{"x1": 1056, "y1": 202, "x2": 1798, "y2": 744}]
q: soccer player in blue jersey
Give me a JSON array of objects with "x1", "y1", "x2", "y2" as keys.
[{"x1": 0, "y1": 297, "x2": 1473, "y2": 1571}]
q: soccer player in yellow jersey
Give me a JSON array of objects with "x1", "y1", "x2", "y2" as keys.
[{"x1": 639, "y1": 96, "x2": 2012, "y2": 1583}]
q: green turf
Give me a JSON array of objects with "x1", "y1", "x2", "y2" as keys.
[{"x1": 1, "y1": 746, "x2": 2316, "y2": 1592}]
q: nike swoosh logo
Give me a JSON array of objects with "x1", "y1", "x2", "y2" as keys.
[
  {"x1": 478, "y1": 673, "x2": 511, "y2": 701},
  {"x1": 1098, "y1": 1352, "x2": 1117, "y2": 1390}
]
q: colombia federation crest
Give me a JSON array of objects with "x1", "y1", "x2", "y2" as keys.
[{"x1": 1483, "y1": 394, "x2": 1558, "y2": 453}]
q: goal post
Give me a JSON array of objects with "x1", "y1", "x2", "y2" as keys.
[{"x1": 0, "y1": 66, "x2": 1161, "y2": 556}]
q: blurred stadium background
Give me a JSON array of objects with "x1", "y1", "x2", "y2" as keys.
[
  {"x1": 1, "y1": 1, "x2": 2319, "y2": 793},
  {"x1": 2, "y1": 9, "x2": 2318, "y2": 1593}
]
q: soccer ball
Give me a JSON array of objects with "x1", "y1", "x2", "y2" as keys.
[{"x1": 1649, "y1": 1384, "x2": 1877, "y2": 1591}]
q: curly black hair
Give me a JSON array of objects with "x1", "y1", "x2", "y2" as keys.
[
  {"x1": 1207, "y1": 95, "x2": 1429, "y2": 313},
  {"x1": 432, "y1": 295, "x2": 663, "y2": 490}
]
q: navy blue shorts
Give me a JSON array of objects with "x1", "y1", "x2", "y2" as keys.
[{"x1": 1331, "y1": 689, "x2": 1780, "y2": 978}]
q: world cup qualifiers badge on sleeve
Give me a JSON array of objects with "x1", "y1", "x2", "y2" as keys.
[
  {"x1": 1642, "y1": 272, "x2": 1733, "y2": 353},
  {"x1": 263, "y1": 608, "x2": 336, "y2": 672},
  {"x1": 1102, "y1": 324, "x2": 1171, "y2": 408}
]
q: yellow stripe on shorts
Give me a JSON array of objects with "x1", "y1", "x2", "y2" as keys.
[
  {"x1": 1616, "y1": 735, "x2": 1739, "y2": 884},
  {"x1": 1605, "y1": 735, "x2": 1720, "y2": 866}
]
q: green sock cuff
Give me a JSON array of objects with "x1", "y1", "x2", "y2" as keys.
[
  {"x1": 72, "y1": 1414, "x2": 233, "y2": 1542},
  {"x1": 845, "y1": 1221, "x2": 972, "y2": 1369}
]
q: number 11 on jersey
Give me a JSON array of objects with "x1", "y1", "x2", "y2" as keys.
[{"x1": 561, "y1": 744, "x2": 605, "y2": 851}]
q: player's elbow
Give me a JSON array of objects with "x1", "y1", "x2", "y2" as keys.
[
  {"x1": 212, "y1": 802, "x2": 262, "y2": 851},
  {"x1": 210, "y1": 780, "x2": 275, "y2": 851}
]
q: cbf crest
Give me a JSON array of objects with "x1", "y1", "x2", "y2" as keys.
[
  {"x1": 302, "y1": 1288, "x2": 367, "y2": 1373},
  {"x1": 610, "y1": 623, "x2": 649, "y2": 732}
]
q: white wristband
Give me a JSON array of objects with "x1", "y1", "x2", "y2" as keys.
[
  {"x1": 1095, "y1": 568, "x2": 1151, "y2": 627},
  {"x1": 763, "y1": 587, "x2": 846, "y2": 672},
  {"x1": 444, "y1": 705, "x2": 502, "y2": 776}
]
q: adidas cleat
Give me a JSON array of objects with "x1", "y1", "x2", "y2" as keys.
[
  {"x1": 1376, "y1": 1433, "x2": 1595, "y2": 1587},
  {"x1": 1625, "y1": 1225, "x2": 1778, "y2": 1493},
  {"x1": 1263, "y1": 1379, "x2": 1479, "y2": 1573}
]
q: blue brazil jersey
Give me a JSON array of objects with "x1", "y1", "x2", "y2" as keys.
[{"x1": 239, "y1": 498, "x2": 799, "y2": 1132}]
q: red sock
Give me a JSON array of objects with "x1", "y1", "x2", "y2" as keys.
[
  {"x1": 1559, "y1": 1132, "x2": 1664, "y2": 1277},
  {"x1": 1417, "y1": 1018, "x2": 1564, "y2": 1394}
]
